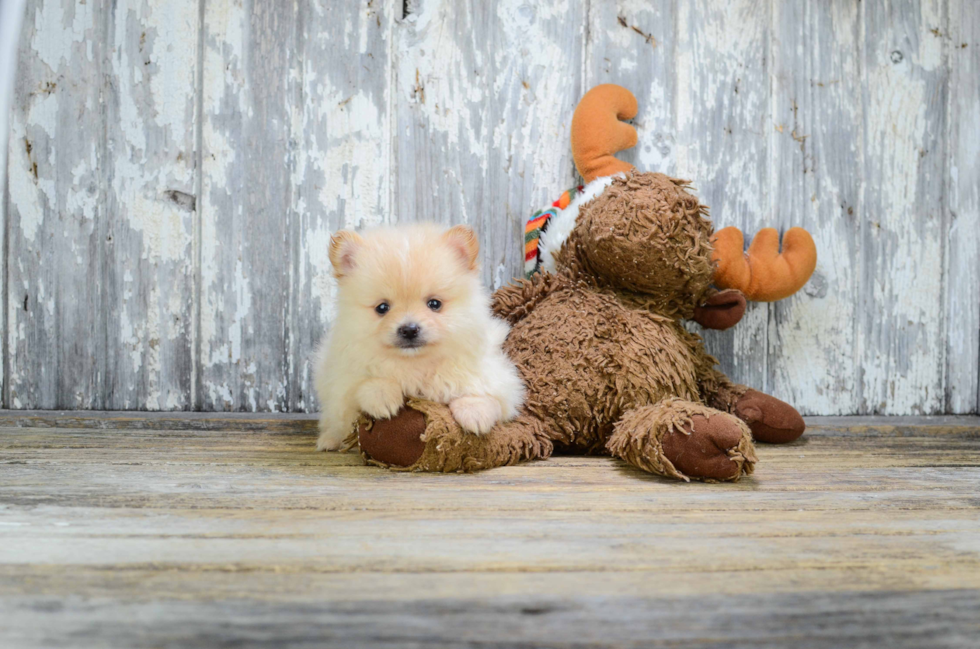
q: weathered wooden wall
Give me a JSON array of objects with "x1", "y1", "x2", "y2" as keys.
[{"x1": 2, "y1": 0, "x2": 978, "y2": 415}]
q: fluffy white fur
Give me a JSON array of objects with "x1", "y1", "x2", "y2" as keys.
[
  {"x1": 314, "y1": 224, "x2": 525, "y2": 451},
  {"x1": 538, "y1": 174, "x2": 622, "y2": 274}
]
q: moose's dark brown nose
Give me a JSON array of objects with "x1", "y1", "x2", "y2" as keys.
[{"x1": 692, "y1": 289, "x2": 746, "y2": 330}]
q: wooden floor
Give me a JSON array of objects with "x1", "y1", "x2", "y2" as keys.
[{"x1": 1, "y1": 413, "x2": 979, "y2": 648}]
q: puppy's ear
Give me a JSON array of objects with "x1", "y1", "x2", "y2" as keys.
[
  {"x1": 442, "y1": 224, "x2": 480, "y2": 272},
  {"x1": 329, "y1": 230, "x2": 364, "y2": 278}
]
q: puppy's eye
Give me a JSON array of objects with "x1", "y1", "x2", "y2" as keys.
[
  {"x1": 375, "y1": 302, "x2": 390, "y2": 315},
  {"x1": 427, "y1": 299, "x2": 442, "y2": 311}
]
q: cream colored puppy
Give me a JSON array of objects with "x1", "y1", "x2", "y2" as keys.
[{"x1": 314, "y1": 224, "x2": 525, "y2": 451}]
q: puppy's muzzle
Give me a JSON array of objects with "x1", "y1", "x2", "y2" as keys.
[{"x1": 395, "y1": 322, "x2": 425, "y2": 349}]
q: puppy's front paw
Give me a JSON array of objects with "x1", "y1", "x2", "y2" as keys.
[
  {"x1": 316, "y1": 431, "x2": 346, "y2": 452},
  {"x1": 356, "y1": 380, "x2": 405, "y2": 420},
  {"x1": 450, "y1": 396, "x2": 502, "y2": 435},
  {"x1": 316, "y1": 418, "x2": 350, "y2": 452}
]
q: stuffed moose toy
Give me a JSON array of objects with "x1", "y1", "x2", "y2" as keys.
[{"x1": 344, "y1": 84, "x2": 817, "y2": 482}]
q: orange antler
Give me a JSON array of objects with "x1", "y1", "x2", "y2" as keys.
[
  {"x1": 571, "y1": 84, "x2": 638, "y2": 183},
  {"x1": 711, "y1": 227, "x2": 817, "y2": 302}
]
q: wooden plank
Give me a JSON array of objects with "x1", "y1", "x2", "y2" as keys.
[
  {"x1": 859, "y1": 0, "x2": 947, "y2": 414},
  {"x1": 4, "y1": 0, "x2": 199, "y2": 411},
  {"x1": 4, "y1": 434, "x2": 980, "y2": 510},
  {"x1": 768, "y1": 1, "x2": 862, "y2": 414},
  {"x1": 0, "y1": 0, "x2": 28, "y2": 404},
  {"x1": 198, "y1": 0, "x2": 299, "y2": 411},
  {"x1": 101, "y1": 0, "x2": 199, "y2": 409},
  {"x1": 1, "y1": 587, "x2": 976, "y2": 649},
  {"x1": 5, "y1": 0, "x2": 108, "y2": 408},
  {"x1": 807, "y1": 414, "x2": 980, "y2": 434},
  {"x1": 2, "y1": 409, "x2": 980, "y2": 433},
  {"x1": 2, "y1": 426, "x2": 980, "y2": 548},
  {"x1": 287, "y1": 0, "x2": 394, "y2": 411},
  {"x1": 484, "y1": 0, "x2": 586, "y2": 289},
  {"x1": 945, "y1": 0, "x2": 980, "y2": 413},
  {"x1": 391, "y1": 1, "x2": 495, "y2": 281},
  {"x1": 1, "y1": 422, "x2": 980, "y2": 647},
  {"x1": 586, "y1": 2, "x2": 676, "y2": 173},
  {"x1": 673, "y1": 0, "x2": 772, "y2": 392},
  {"x1": 3, "y1": 565, "x2": 980, "y2": 608},
  {"x1": 0, "y1": 0, "x2": 27, "y2": 165},
  {"x1": 0, "y1": 409, "x2": 319, "y2": 431}
]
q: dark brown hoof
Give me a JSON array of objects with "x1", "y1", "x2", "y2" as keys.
[
  {"x1": 734, "y1": 389, "x2": 806, "y2": 444},
  {"x1": 358, "y1": 407, "x2": 427, "y2": 467},
  {"x1": 661, "y1": 414, "x2": 747, "y2": 481}
]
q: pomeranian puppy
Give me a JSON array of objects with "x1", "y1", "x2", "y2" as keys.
[{"x1": 314, "y1": 224, "x2": 525, "y2": 451}]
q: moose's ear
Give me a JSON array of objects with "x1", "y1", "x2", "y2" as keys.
[
  {"x1": 329, "y1": 230, "x2": 364, "y2": 278},
  {"x1": 692, "y1": 289, "x2": 746, "y2": 330},
  {"x1": 442, "y1": 224, "x2": 480, "y2": 271}
]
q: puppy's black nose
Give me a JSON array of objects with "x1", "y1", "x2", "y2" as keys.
[{"x1": 397, "y1": 323, "x2": 421, "y2": 341}]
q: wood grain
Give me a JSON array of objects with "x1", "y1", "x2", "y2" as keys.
[
  {"x1": 0, "y1": 0, "x2": 27, "y2": 402},
  {"x1": 3, "y1": 0, "x2": 980, "y2": 414},
  {"x1": 945, "y1": 0, "x2": 980, "y2": 413},
  {"x1": 2, "y1": 588, "x2": 978, "y2": 649},
  {"x1": 768, "y1": 1, "x2": 862, "y2": 415},
  {"x1": 198, "y1": 0, "x2": 298, "y2": 411},
  {"x1": 1, "y1": 416, "x2": 979, "y2": 647},
  {"x1": 6, "y1": 0, "x2": 108, "y2": 408},
  {"x1": 0, "y1": 408, "x2": 319, "y2": 431},
  {"x1": 860, "y1": 0, "x2": 948, "y2": 414},
  {"x1": 673, "y1": 0, "x2": 772, "y2": 391},
  {"x1": 103, "y1": 0, "x2": 199, "y2": 409}
]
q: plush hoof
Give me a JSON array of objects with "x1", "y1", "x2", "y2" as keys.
[
  {"x1": 358, "y1": 406, "x2": 427, "y2": 467},
  {"x1": 734, "y1": 389, "x2": 806, "y2": 444},
  {"x1": 661, "y1": 414, "x2": 753, "y2": 481}
]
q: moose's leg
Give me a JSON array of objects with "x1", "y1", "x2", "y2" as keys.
[
  {"x1": 606, "y1": 397, "x2": 757, "y2": 482},
  {"x1": 696, "y1": 355, "x2": 806, "y2": 445},
  {"x1": 351, "y1": 398, "x2": 555, "y2": 473}
]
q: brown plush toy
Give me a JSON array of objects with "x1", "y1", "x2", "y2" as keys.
[{"x1": 347, "y1": 84, "x2": 817, "y2": 482}]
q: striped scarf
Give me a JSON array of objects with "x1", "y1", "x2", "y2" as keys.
[{"x1": 524, "y1": 185, "x2": 583, "y2": 278}]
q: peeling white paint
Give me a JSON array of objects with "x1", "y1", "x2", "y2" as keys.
[
  {"x1": 673, "y1": 0, "x2": 771, "y2": 392},
  {"x1": 8, "y1": 116, "x2": 53, "y2": 243},
  {"x1": 31, "y1": 0, "x2": 91, "y2": 71},
  {"x1": 146, "y1": 5, "x2": 199, "y2": 142},
  {"x1": 945, "y1": 0, "x2": 980, "y2": 412},
  {"x1": 859, "y1": 0, "x2": 946, "y2": 414},
  {"x1": 199, "y1": 0, "x2": 250, "y2": 409},
  {"x1": 765, "y1": 0, "x2": 862, "y2": 415},
  {"x1": 303, "y1": 223, "x2": 339, "y2": 325},
  {"x1": 395, "y1": 0, "x2": 488, "y2": 164}
]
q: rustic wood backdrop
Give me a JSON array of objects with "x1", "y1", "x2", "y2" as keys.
[{"x1": 2, "y1": 0, "x2": 978, "y2": 415}]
